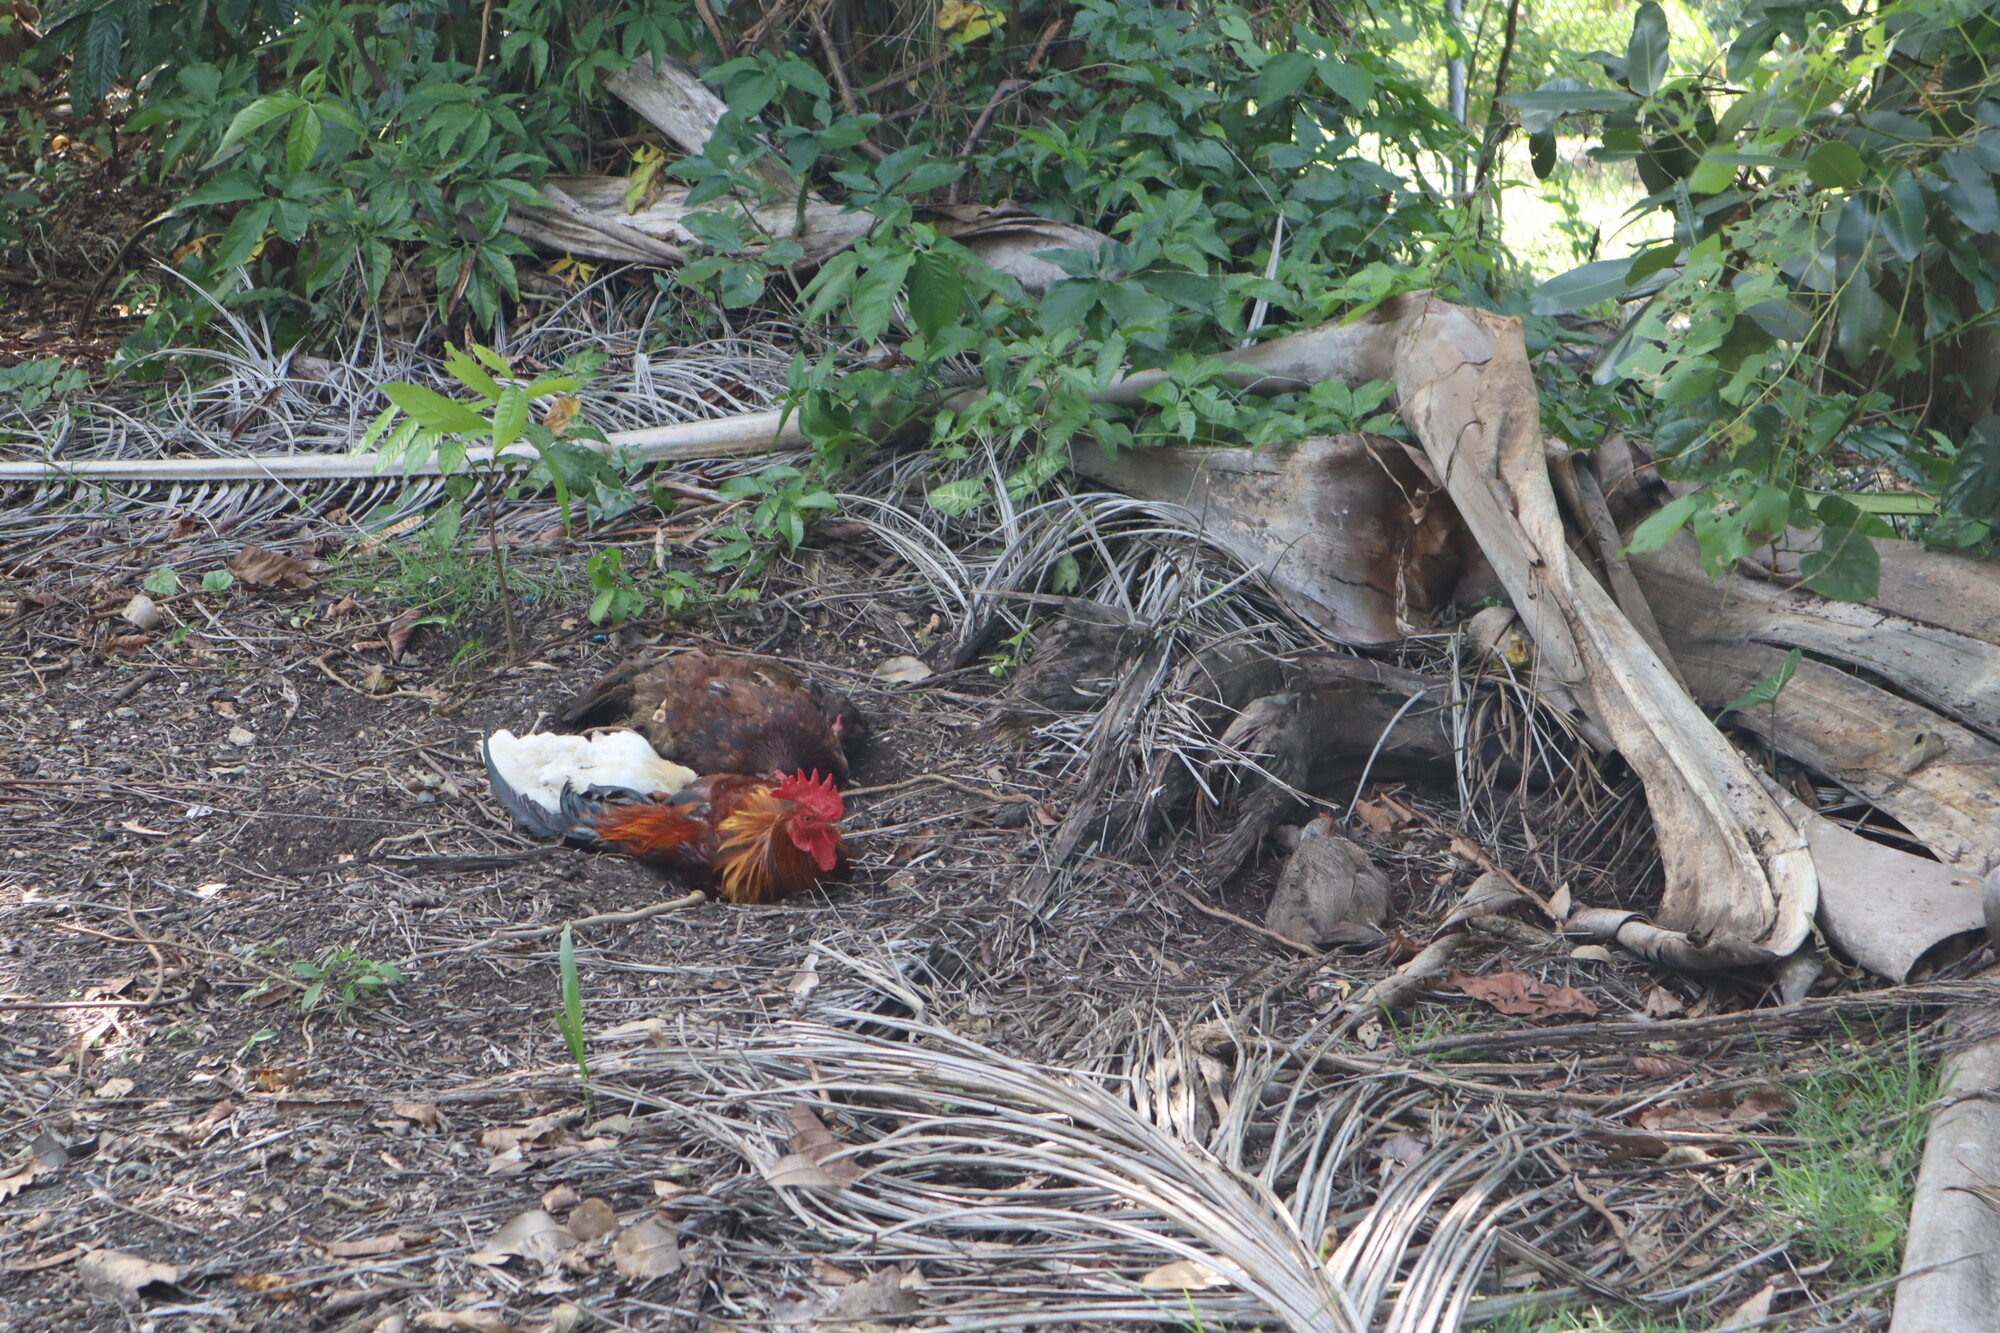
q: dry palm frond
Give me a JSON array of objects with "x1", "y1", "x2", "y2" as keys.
[{"x1": 594, "y1": 1012, "x2": 1551, "y2": 1333}]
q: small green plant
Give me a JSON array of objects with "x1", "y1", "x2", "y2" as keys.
[
  {"x1": 235, "y1": 1027, "x2": 278, "y2": 1060},
  {"x1": 369, "y1": 343, "x2": 610, "y2": 657},
  {"x1": 201, "y1": 570, "x2": 235, "y2": 595},
  {"x1": 1759, "y1": 1031, "x2": 1937, "y2": 1281},
  {"x1": 0, "y1": 357, "x2": 89, "y2": 414},
  {"x1": 585, "y1": 547, "x2": 710, "y2": 626},
  {"x1": 707, "y1": 465, "x2": 840, "y2": 570},
  {"x1": 142, "y1": 567, "x2": 180, "y2": 597},
  {"x1": 983, "y1": 619, "x2": 1039, "y2": 680},
  {"x1": 291, "y1": 946, "x2": 403, "y2": 1018},
  {"x1": 557, "y1": 924, "x2": 590, "y2": 1094},
  {"x1": 332, "y1": 500, "x2": 570, "y2": 622}
]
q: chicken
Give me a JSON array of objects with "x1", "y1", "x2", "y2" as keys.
[
  {"x1": 481, "y1": 729, "x2": 697, "y2": 831},
  {"x1": 555, "y1": 651, "x2": 862, "y2": 785},
  {"x1": 483, "y1": 730, "x2": 846, "y2": 904}
]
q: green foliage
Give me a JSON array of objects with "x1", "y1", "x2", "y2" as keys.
[
  {"x1": 0, "y1": 357, "x2": 90, "y2": 415},
  {"x1": 141, "y1": 566, "x2": 179, "y2": 597},
  {"x1": 1516, "y1": 0, "x2": 2000, "y2": 596},
  {"x1": 24, "y1": 1, "x2": 713, "y2": 348},
  {"x1": 709, "y1": 465, "x2": 839, "y2": 568},
  {"x1": 1761, "y1": 1032, "x2": 1936, "y2": 1280},
  {"x1": 331, "y1": 500, "x2": 564, "y2": 621},
  {"x1": 585, "y1": 547, "x2": 709, "y2": 625},
  {"x1": 556, "y1": 923, "x2": 589, "y2": 1088},
  {"x1": 291, "y1": 945, "x2": 402, "y2": 1018},
  {"x1": 677, "y1": 0, "x2": 1479, "y2": 499},
  {"x1": 1720, "y1": 647, "x2": 1801, "y2": 716}
]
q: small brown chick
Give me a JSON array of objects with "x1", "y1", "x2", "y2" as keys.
[{"x1": 556, "y1": 651, "x2": 858, "y2": 784}]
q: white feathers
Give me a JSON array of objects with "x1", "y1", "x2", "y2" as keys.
[{"x1": 483, "y1": 729, "x2": 696, "y2": 817}]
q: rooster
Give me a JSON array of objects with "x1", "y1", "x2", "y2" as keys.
[
  {"x1": 554, "y1": 651, "x2": 862, "y2": 786},
  {"x1": 482, "y1": 729, "x2": 847, "y2": 903}
]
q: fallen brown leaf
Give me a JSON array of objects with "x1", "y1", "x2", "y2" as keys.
[
  {"x1": 414, "y1": 1311, "x2": 523, "y2": 1333},
  {"x1": 1635, "y1": 1085, "x2": 1789, "y2": 1132},
  {"x1": 0, "y1": 1161, "x2": 43, "y2": 1203},
  {"x1": 566, "y1": 1198, "x2": 617, "y2": 1242},
  {"x1": 170, "y1": 1099, "x2": 236, "y2": 1143},
  {"x1": 103, "y1": 634, "x2": 151, "y2": 654},
  {"x1": 1139, "y1": 1258, "x2": 1232, "y2": 1291},
  {"x1": 467, "y1": 1209, "x2": 575, "y2": 1269},
  {"x1": 78, "y1": 1249, "x2": 178, "y2": 1303},
  {"x1": 1451, "y1": 969, "x2": 1600, "y2": 1019},
  {"x1": 610, "y1": 1216, "x2": 681, "y2": 1280},
  {"x1": 787, "y1": 1105, "x2": 862, "y2": 1182},
  {"x1": 389, "y1": 1101, "x2": 437, "y2": 1128},
  {"x1": 1642, "y1": 984, "x2": 1686, "y2": 1019},
  {"x1": 828, "y1": 1264, "x2": 924, "y2": 1317},
  {"x1": 764, "y1": 1153, "x2": 841, "y2": 1189},
  {"x1": 228, "y1": 545, "x2": 317, "y2": 591},
  {"x1": 386, "y1": 607, "x2": 424, "y2": 662},
  {"x1": 1351, "y1": 791, "x2": 1417, "y2": 834}
]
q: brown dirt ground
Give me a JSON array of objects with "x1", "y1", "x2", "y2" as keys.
[
  {"x1": 0, "y1": 517, "x2": 1951, "y2": 1333},
  {"x1": 0, "y1": 535, "x2": 1327, "y2": 1331}
]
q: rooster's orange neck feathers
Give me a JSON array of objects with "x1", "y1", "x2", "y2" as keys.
[{"x1": 589, "y1": 771, "x2": 846, "y2": 904}]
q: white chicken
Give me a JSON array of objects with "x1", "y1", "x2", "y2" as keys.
[{"x1": 481, "y1": 729, "x2": 696, "y2": 839}]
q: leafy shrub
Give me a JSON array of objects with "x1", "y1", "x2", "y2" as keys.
[{"x1": 1519, "y1": 0, "x2": 2000, "y2": 591}]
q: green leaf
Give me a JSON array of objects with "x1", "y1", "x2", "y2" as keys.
[
  {"x1": 1529, "y1": 258, "x2": 1635, "y2": 316},
  {"x1": 491, "y1": 385, "x2": 528, "y2": 449},
  {"x1": 557, "y1": 923, "x2": 588, "y2": 1079},
  {"x1": 1258, "y1": 51, "x2": 1316, "y2": 104},
  {"x1": 1687, "y1": 154, "x2": 1737, "y2": 195},
  {"x1": 143, "y1": 567, "x2": 180, "y2": 597},
  {"x1": 1529, "y1": 129, "x2": 1556, "y2": 180},
  {"x1": 926, "y1": 478, "x2": 987, "y2": 516},
  {"x1": 1623, "y1": 491, "x2": 1702, "y2": 555},
  {"x1": 1943, "y1": 155, "x2": 2000, "y2": 234},
  {"x1": 1799, "y1": 520, "x2": 1880, "y2": 602},
  {"x1": 210, "y1": 200, "x2": 275, "y2": 270},
  {"x1": 201, "y1": 570, "x2": 235, "y2": 595},
  {"x1": 472, "y1": 344, "x2": 513, "y2": 377},
  {"x1": 1836, "y1": 279, "x2": 1886, "y2": 367},
  {"x1": 907, "y1": 251, "x2": 964, "y2": 341},
  {"x1": 1943, "y1": 416, "x2": 2000, "y2": 521},
  {"x1": 284, "y1": 107, "x2": 322, "y2": 174},
  {"x1": 175, "y1": 173, "x2": 267, "y2": 210},
  {"x1": 849, "y1": 252, "x2": 913, "y2": 343},
  {"x1": 1721, "y1": 648, "x2": 1801, "y2": 714},
  {"x1": 799, "y1": 251, "x2": 860, "y2": 325},
  {"x1": 1314, "y1": 59, "x2": 1373, "y2": 108},
  {"x1": 1882, "y1": 169, "x2": 1927, "y2": 264},
  {"x1": 76, "y1": 6, "x2": 124, "y2": 107},
  {"x1": 1500, "y1": 85, "x2": 1640, "y2": 135},
  {"x1": 444, "y1": 345, "x2": 504, "y2": 400},
  {"x1": 208, "y1": 93, "x2": 305, "y2": 166},
  {"x1": 381, "y1": 383, "x2": 492, "y2": 436},
  {"x1": 1625, "y1": 2, "x2": 1670, "y2": 97},
  {"x1": 1806, "y1": 141, "x2": 1864, "y2": 190}
]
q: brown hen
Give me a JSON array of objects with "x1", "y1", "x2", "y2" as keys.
[{"x1": 555, "y1": 651, "x2": 861, "y2": 785}]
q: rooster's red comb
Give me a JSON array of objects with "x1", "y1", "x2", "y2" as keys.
[{"x1": 770, "y1": 769, "x2": 843, "y2": 820}]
